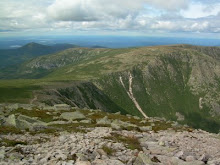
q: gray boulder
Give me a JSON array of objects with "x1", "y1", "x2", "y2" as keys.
[
  {"x1": 6, "y1": 104, "x2": 19, "y2": 111},
  {"x1": 133, "y1": 152, "x2": 153, "y2": 165},
  {"x1": 80, "y1": 119, "x2": 91, "y2": 124},
  {"x1": 0, "y1": 116, "x2": 5, "y2": 126},
  {"x1": 208, "y1": 158, "x2": 220, "y2": 165},
  {"x1": 170, "y1": 157, "x2": 205, "y2": 165},
  {"x1": 0, "y1": 106, "x2": 4, "y2": 115},
  {"x1": 75, "y1": 161, "x2": 91, "y2": 165},
  {"x1": 60, "y1": 111, "x2": 86, "y2": 121},
  {"x1": 54, "y1": 104, "x2": 71, "y2": 111},
  {"x1": 0, "y1": 148, "x2": 5, "y2": 160},
  {"x1": 133, "y1": 116, "x2": 140, "y2": 120},
  {"x1": 96, "y1": 116, "x2": 111, "y2": 125},
  {"x1": 16, "y1": 115, "x2": 47, "y2": 131},
  {"x1": 92, "y1": 159, "x2": 124, "y2": 165},
  {"x1": 111, "y1": 119, "x2": 136, "y2": 130},
  {"x1": 16, "y1": 119, "x2": 32, "y2": 130},
  {"x1": 140, "y1": 126, "x2": 152, "y2": 132},
  {"x1": 4, "y1": 114, "x2": 16, "y2": 127},
  {"x1": 47, "y1": 120, "x2": 69, "y2": 126},
  {"x1": 176, "y1": 112, "x2": 185, "y2": 121}
]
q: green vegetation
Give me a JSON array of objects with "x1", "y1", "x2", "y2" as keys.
[
  {"x1": 0, "y1": 138, "x2": 27, "y2": 147},
  {"x1": 11, "y1": 108, "x2": 54, "y2": 123},
  {"x1": 101, "y1": 145, "x2": 116, "y2": 155},
  {"x1": 0, "y1": 126, "x2": 22, "y2": 134},
  {"x1": 0, "y1": 45, "x2": 220, "y2": 133},
  {"x1": 95, "y1": 52, "x2": 220, "y2": 133},
  {"x1": 105, "y1": 132, "x2": 142, "y2": 150},
  {"x1": 152, "y1": 121, "x2": 173, "y2": 132},
  {"x1": 29, "y1": 127, "x2": 59, "y2": 135},
  {"x1": 0, "y1": 86, "x2": 39, "y2": 103},
  {"x1": 0, "y1": 42, "x2": 78, "y2": 71}
]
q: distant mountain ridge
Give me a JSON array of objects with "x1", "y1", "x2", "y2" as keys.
[{"x1": 0, "y1": 42, "x2": 79, "y2": 69}]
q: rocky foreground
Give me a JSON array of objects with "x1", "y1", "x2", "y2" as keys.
[{"x1": 0, "y1": 104, "x2": 220, "y2": 165}]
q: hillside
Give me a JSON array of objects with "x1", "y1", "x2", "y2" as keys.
[
  {"x1": 0, "y1": 44, "x2": 220, "y2": 133},
  {"x1": 0, "y1": 42, "x2": 78, "y2": 78}
]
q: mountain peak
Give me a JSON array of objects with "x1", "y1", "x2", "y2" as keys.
[{"x1": 21, "y1": 42, "x2": 49, "y2": 49}]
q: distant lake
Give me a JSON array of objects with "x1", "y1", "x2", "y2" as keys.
[{"x1": 0, "y1": 35, "x2": 219, "y2": 49}]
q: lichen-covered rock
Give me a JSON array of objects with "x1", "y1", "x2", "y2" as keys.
[
  {"x1": 140, "y1": 126, "x2": 152, "y2": 132},
  {"x1": 16, "y1": 118, "x2": 32, "y2": 130},
  {"x1": 92, "y1": 159, "x2": 124, "y2": 165},
  {"x1": 133, "y1": 152, "x2": 153, "y2": 165},
  {"x1": 96, "y1": 116, "x2": 111, "y2": 125},
  {"x1": 16, "y1": 115, "x2": 47, "y2": 130},
  {"x1": 80, "y1": 119, "x2": 91, "y2": 124},
  {"x1": 111, "y1": 119, "x2": 136, "y2": 130},
  {"x1": 75, "y1": 161, "x2": 91, "y2": 165},
  {"x1": 60, "y1": 111, "x2": 86, "y2": 121},
  {"x1": 4, "y1": 114, "x2": 16, "y2": 127},
  {"x1": 54, "y1": 104, "x2": 71, "y2": 111},
  {"x1": 0, "y1": 147, "x2": 5, "y2": 160},
  {"x1": 47, "y1": 120, "x2": 69, "y2": 125}
]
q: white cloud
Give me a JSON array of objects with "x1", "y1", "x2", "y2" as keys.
[
  {"x1": 151, "y1": 21, "x2": 176, "y2": 30},
  {"x1": 0, "y1": 0, "x2": 219, "y2": 36},
  {"x1": 47, "y1": 0, "x2": 145, "y2": 22},
  {"x1": 47, "y1": 0, "x2": 190, "y2": 22},
  {"x1": 0, "y1": 0, "x2": 49, "y2": 31},
  {"x1": 181, "y1": 2, "x2": 220, "y2": 18},
  {"x1": 146, "y1": 0, "x2": 189, "y2": 11}
]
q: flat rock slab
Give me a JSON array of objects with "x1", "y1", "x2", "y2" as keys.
[{"x1": 60, "y1": 111, "x2": 86, "y2": 121}]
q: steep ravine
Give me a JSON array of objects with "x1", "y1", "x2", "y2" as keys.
[
  {"x1": 95, "y1": 54, "x2": 220, "y2": 133},
  {"x1": 119, "y1": 73, "x2": 148, "y2": 119},
  {"x1": 30, "y1": 48, "x2": 220, "y2": 133},
  {"x1": 34, "y1": 82, "x2": 128, "y2": 114},
  {"x1": 33, "y1": 62, "x2": 220, "y2": 133}
]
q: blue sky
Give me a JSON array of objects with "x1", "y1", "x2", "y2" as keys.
[{"x1": 0, "y1": 0, "x2": 219, "y2": 38}]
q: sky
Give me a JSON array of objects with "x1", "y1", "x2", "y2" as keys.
[{"x1": 0, "y1": 0, "x2": 220, "y2": 38}]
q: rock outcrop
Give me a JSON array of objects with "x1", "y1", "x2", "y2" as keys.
[{"x1": 0, "y1": 106, "x2": 219, "y2": 165}]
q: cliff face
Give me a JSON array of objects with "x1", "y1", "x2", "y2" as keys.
[{"x1": 94, "y1": 53, "x2": 220, "y2": 133}]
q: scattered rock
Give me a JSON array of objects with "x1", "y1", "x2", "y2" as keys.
[
  {"x1": 4, "y1": 114, "x2": 16, "y2": 127},
  {"x1": 185, "y1": 155, "x2": 195, "y2": 162},
  {"x1": 198, "y1": 154, "x2": 209, "y2": 163},
  {"x1": 60, "y1": 111, "x2": 86, "y2": 121},
  {"x1": 0, "y1": 106, "x2": 219, "y2": 165},
  {"x1": 54, "y1": 104, "x2": 71, "y2": 111},
  {"x1": 75, "y1": 161, "x2": 91, "y2": 165},
  {"x1": 140, "y1": 126, "x2": 152, "y2": 132},
  {"x1": 16, "y1": 114, "x2": 47, "y2": 130},
  {"x1": 80, "y1": 119, "x2": 91, "y2": 124},
  {"x1": 133, "y1": 152, "x2": 152, "y2": 165},
  {"x1": 96, "y1": 116, "x2": 111, "y2": 125},
  {"x1": 158, "y1": 141, "x2": 165, "y2": 146},
  {"x1": 176, "y1": 112, "x2": 185, "y2": 121},
  {"x1": 208, "y1": 158, "x2": 220, "y2": 165},
  {"x1": 133, "y1": 116, "x2": 140, "y2": 120},
  {"x1": 92, "y1": 159, "x2": 124, "y2": 165},
  {"x1": 47, "y1": 120, "x2": 69, "y2": 125},
  {"x1": 0, "y1": 148, "x2": 5, "y2": 160},
  {"x1": 111, "y1": 119, "x2": 136, "y2": 130},
  {"x1": 0, "y1": 116, "x2": 5, "y2": 126},
  {"x1": 96, "y1": 149, "x2": 107, "y2": 156},
  {"x1": 175, "y1": 151, "x2": 184, "y2": 158}
]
